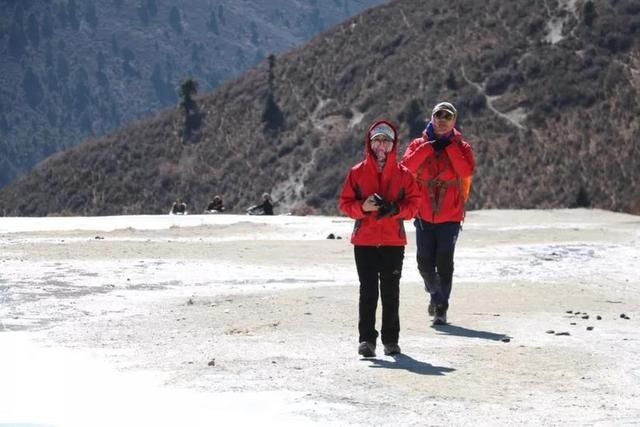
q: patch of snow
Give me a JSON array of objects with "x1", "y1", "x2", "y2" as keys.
[
  {"x1": 348, "y1": 108, "x2": 365, "y2": 128},
  {"x1": 545, "y1": 18, "x2": 564, "y2": 44},
  {"x1": 0, "y1": 333, "x2": 333, "y2": 427}
]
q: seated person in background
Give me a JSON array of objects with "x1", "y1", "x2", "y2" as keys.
[
  {"x1": 246, "y1": 193, "x2": 274, "y2": 215},
  {"x1": 170, "y1": 198, "x2": 188, "y2": 215},
  {"x1": 205, "y1": 195, "x2": 225, "y2": 213}
]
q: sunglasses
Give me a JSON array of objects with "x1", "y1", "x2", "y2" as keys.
[{"x1": 434, "y1": 110, "x2": 454, "y2": 121}]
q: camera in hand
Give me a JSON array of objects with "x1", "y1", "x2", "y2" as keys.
[{"x1": 372, "y1": 193, "x2": 399, "y2": 219}]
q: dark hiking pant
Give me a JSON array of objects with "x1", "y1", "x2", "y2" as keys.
[
  {"x1": 414, "y1": 220, "x2": 461, "y2": 309},
  {"x1": 354, "y1": 246, "x2": 405, "y2": 345}
]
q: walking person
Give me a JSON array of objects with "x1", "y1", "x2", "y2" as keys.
[
  {"x1": 339, "y1": 120, "x2": 421, "y2": 357},
  {"x1": 400, "y1": 102, "x2": 475, "y2": 325}
]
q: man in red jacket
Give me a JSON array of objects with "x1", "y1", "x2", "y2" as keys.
[
  {"x1": 339, "y1": 120, "x2": 421, "y2": 357},
  {"x1": 400, "y1": 102, "x2": 475, "y2": 325}
]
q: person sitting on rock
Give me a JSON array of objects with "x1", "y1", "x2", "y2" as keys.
[
  {"x1": 205, "y1": 195, "x2": 225, "y2": 213},
  {"x1": 247, "y1": 193, "x2": 274, "y2": 216},
  {"x1": 170, "y1": 198, "x2": 188, "y2": 215}
]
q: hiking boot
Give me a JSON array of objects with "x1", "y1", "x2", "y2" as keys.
[
  {"x1": 427, "y1": 301, "x2": 435, "y2": 316},
  {"x1": 383, "y1": 343, "x2": 401, "y2": 356},
  {"x1": 433, "y1": 305, "x2": 447, "y2": 325},
  {"x1": 358, "y1": 341, "x2": 376, "y2": 358}
]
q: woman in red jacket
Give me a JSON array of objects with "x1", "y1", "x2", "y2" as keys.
[
  {"x1": 339, "y1": 120, "x2": 421, "y2": 357},
  {"x1": 400, "y1": 102, "x2": 475, "y2": 326}
]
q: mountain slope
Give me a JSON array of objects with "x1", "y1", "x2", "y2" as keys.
[
  {"x1": 1, "y1": 0, "x2": 639, "y2": 216},
  {"x1": 0, "y1": 0, "x2": 387, "y2": 188}
]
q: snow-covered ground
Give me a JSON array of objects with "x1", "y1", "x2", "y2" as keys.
[{"x1": 1, "y1": 209, "x2": 639, "y2": 426}]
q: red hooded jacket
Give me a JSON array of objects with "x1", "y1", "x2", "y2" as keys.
[
  {"x1": 338, "y1": 120, "x2": 421, "y2": 246},
  {"x1": 400, "y1": 128, "x2": 474, "y2": 223}
]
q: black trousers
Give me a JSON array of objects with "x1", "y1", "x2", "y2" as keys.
[
  {"x1": 354, "y1": 245, "x2": 405, "y2": 345},
  {"x1": 414, "y1": 220, "x2": 461, "y2": 309}
]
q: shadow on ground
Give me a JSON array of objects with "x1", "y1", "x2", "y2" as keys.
[
  {"x1": 431, "y1": 323, "x2": 509, "y2": 341},
  {"x1": 366, "y1": 353, "x2": 455, "y2": 376}
]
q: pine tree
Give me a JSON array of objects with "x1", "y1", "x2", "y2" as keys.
[
  {"x1": 178, "y1": 77, "x2": 198, "y2": 112},
  {"x1": 178, "y1": 77, "x2": 200, "y2": 142},
  {"x1": 583, "y1": 1, "x2": 596, "y2": 27},
  {"x1": 262, "y1": 55, "x2": 284, "y2": 132}
]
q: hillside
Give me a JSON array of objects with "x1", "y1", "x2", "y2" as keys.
[
  {"x1": 0, "y1": 0, "x2": 387, "y2": 188},
  {"x1": 1, "y1": 0, "x2": 639, "y2": 216}
]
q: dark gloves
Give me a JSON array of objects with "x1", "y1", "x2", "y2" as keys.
[
  {"x1": 431, "y1": 139, "x2": 452, "y2": 151},
  {"x1": 373, "y1": 194, "x2": 399, "y2": 219}
]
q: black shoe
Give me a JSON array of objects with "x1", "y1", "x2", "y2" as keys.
[
  {"x1": 383, "y1": 343, "x2": 401, "y2": 355},
  {"x1": 358, "y1": 341, "x2": 376, "y2": 357},
  {"x1": 433, "y1": 305, "x2": 447, "y2": 325}
]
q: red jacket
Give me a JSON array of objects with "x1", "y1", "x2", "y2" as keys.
[
  {"x1": 338, "y1": 120, "x2": 421, "y2": 246},
  {"x1": 400, "y1": 128, "x2": 474, "y2": 223}
]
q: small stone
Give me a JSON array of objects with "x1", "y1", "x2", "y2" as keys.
[
  {"x1": 570, "y1": 322, "x2": 576, "y2": 325},
  {"x1": 555, "y1": 331, "x2": 571, "y2": 336},
  {"x1": 326, "y1": 233, "x2": 336, "y2": 239},
  {"x1": 207, "y1": 358, "x2": 216, "y2": 366},
  {"x1": 596, "y1": 315, "x2": 602, "y2": 320},
  {"x1": 620, "y1": 313, "x2": 627, "y2": 319},
  {"x1": 187, "y1": 298, "x2": 194, "y2": 305},
  {"x1": 501, "y1": 337, "x2": 511, "y2": 343},
  {"x1": 582, "y1": 315, "x2": 589, "y2": 319},
  {"x1": 566, "y1": 310, "x2": 573, "y2": 314},
  {"x1": 575, "y1": 311, "x2": 581, "y2": 315},
  {"x1": 586, "y1": 326, "x2": 594, "y2": 331},
  {"x1": 546, "y1": 330, "x2": 555, "y2": 334}
]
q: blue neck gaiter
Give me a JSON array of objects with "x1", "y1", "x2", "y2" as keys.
[{"x1": 425, "y1": 122, "x2": 453, "y2": 143}]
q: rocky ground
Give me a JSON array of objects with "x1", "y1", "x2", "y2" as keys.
[{"x1": 1, "y1": 209, "x2": 639, "y2": 426}]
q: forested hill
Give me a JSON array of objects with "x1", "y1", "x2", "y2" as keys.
[
  {"x1": 1, "y1": 0, "x2": 639, "y2": 216},
  {"x1": 0, "y1": 0, "x2": 387, "y2": 188}
]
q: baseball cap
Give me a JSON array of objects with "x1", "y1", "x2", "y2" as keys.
[{"x1": 432, "y1": 102, "x2": 457, "y2": 117}]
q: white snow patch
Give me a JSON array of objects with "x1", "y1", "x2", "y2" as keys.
[
  {"x1": 545, "y1": 18, "x2": 565, "y2": 44},
  {"x1": 348, "y1": 108, "x2": 365, "y2": 128},
  {"x1": 0, "y1": 333, "x2": 334, "y2": 427}
]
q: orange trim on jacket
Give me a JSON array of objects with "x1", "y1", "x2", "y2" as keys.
[
  {"x1": 338, "y1": 120, "x2": 421, "y2": 246},
  {"x1": 400, "y1": 128, "x2": 474, "y2": 223}
]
